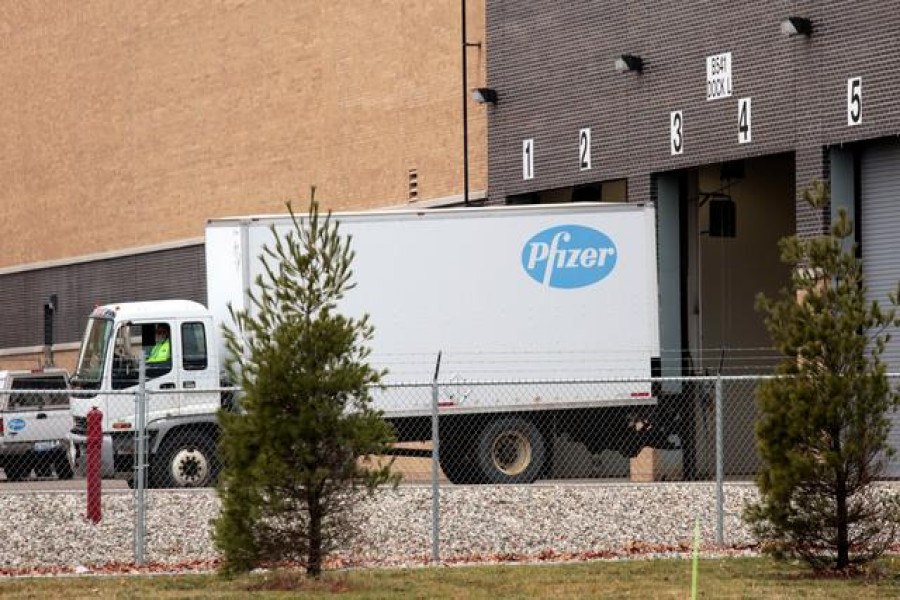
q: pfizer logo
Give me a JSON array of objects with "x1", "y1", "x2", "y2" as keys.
[
  {"x1": 522, "y1": 225, "x2": 617, "y2": 289},
  {"x1": 7, "y1": 418, "x2": 26, "y2": 432}
]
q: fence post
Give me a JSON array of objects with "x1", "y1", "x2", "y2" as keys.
[
  {"x1": 134, "y1": 355, "x2": 147, "y2": 565},
  {"x1": 431, "y1": 351, "x2": 442, "y2": 564},
  {"x1": 715, "y1": 375, "x2": 724, "y2": 546},
  {"x1": 86, "y1": 406, "x2": 103, "y2": 524}
]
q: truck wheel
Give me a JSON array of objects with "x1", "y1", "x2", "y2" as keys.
[
  {"x1": 54, "y1": 451, "x2": 74, "y2": 480},
  {"x1": 439, "y1": 437, "x2": 484, "y2": 485},
  {"x1": 152, "y1": 434, "x2": 219, "y2": 488},
  {"x1": 476, "y1": 417, "x2": 545, "y2": 484},
  {"x1": 5, "y1": 457, "x2": 33, "y2": 482},
  {"x1": 34, "y1": 461, "x2": 53, "y2": 478}
]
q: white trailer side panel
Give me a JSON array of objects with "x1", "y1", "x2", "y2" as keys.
[
  {"x1": 205, "y1": 220, "x2": 250, "y2": 359},
  {"x1": 208, "y1": 203, "x2": 659, "y2": 416}
]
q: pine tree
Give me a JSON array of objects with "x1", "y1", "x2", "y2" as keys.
[
  {"x1": 745, "y1": 181, "x2": 900, "y2": 571},
  {"x1": 213, "y1": 194, "x2": 397, "y2": 577}
]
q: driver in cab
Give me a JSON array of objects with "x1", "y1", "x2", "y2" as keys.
[{"x1": 147, "y1": 325, "x2": 171, "y2": 365}]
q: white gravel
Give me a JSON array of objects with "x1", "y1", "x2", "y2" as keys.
[
  {"x1": 3, "y1": 482, "x2": 898, "y2": 574},
  {"x1": 0, "y1": 483, "x2": 770, "y2": 572}
]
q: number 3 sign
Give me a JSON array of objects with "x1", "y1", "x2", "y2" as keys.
[{"x1": 670, "y1": 111, "x2": 684, "y2": 155}]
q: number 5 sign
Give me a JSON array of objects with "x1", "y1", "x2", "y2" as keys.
[{"x1": 847, "y1": 77, "x2": 862, "y2": 126}]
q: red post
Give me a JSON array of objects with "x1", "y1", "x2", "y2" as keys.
[{"x1": 86, "y1": 406, "x2": 102, "y2": 524}]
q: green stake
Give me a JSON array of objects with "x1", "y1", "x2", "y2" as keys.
[{"x1": 691, "y1": 517, "x2": 700, "y2": 599}]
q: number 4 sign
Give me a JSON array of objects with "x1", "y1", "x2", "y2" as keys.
[{"x1": 738, "y1": 98, "x2": 752, "y2": 144}]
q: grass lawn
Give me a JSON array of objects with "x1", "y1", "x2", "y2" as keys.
[{"x1": 0, "y1": 556, "x2": 898, "y2": 599}]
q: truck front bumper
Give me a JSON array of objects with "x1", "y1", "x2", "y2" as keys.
[{"x1": 64, "y1": 433, "x2": 116, "y2": 478}]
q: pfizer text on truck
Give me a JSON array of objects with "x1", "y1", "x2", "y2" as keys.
[{"x1": 66, "y1": 203, "x2": 678, "y2": 487}]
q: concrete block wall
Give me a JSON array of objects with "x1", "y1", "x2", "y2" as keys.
[{"x1": 485, "y1": 0, "x2": 900, "y2": 238}]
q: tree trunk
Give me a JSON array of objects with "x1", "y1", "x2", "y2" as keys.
[
  {"x1": 307, "y1": 492, "x2": 323, "y2": 578},
  {"x1": 836, "y1": 473, "x2": 849, "y2": 569}
]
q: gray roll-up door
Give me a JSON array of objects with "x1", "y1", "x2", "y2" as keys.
[{"x1": 860, "y1": 138, "x2": 900, "y2": 478}]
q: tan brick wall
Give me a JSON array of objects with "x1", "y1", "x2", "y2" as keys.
[
  {"x1": 0, "y1": 1, "x2": 486, "y2": 269},
  {"x1": 0, "y1": 349, "x2": 78, "y2": 374}
]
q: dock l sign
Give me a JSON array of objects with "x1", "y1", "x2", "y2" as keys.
[{"x1": 706, "y1": 52, "x2": 732, "y2": 101}]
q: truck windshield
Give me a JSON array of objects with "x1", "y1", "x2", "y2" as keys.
[{"x1": 71, "y1": 317, "x2": 113, "y2": 388}]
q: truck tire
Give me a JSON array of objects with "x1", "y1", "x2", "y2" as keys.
[
  {"x1": 5, "y1": 456, "x2": 33, "y2": 482},
  {"x1": 151, "y1": 434, "x2": 219, "y2": 488},
  {"x1": 476, "y1": 417, "x2": 545, "y2": 484},
  {"x1": 34, "y1": 461, "x2": 53, "y2": 478},
  {"x1": 54, "y1": 451, "x2": 74, "y2": 480},
  {"x1": 438, "y1": 437, "x2": 484, "y2": 485}
]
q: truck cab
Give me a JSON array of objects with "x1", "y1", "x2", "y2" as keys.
[{"x1": 67, "y1": 300, "x2": 225, "y2": 487}]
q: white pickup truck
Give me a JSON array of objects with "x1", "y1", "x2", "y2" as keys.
[{"x1": 0, "y1": 368, "x2": 73, "y2": 481}]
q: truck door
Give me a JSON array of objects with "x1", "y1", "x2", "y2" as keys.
[
  {"x1": 174, "y1": 320, "x2": 219, "y2": 414},
  {"x1": 110, "y1": 322, "x2": 179, "y2": 422}
]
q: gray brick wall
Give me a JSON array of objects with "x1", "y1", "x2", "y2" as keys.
[
  {"x1": 486, "y1": 0, "x2": 900, "y2": 238},
  {"x1": 0, "y1": 246, "x2": 206, "y2": 350}
]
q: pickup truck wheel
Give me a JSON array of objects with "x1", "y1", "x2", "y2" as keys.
[
  {"x1": 34, "y1": 461, "x2": 53, "y2": 478},
  {"x1": 476, "y1": 417, "x2": 545, "y2": 484},
  {"x1": 152, "y1": 435, "x2": 218, "y2": 488},
  {"x1": 5, "y1": 458, "x2": 33, "y2": 482},
  {"x1": 54, "y1": 451, "x2": 74, "y2": 480}
]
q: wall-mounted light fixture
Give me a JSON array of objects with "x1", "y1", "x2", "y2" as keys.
[
  {"x1": 780, "y1": 17, "x2": 813, "y2": 36},
  {"x1": 614, "y1": 54, "x2": 644, "y2": 74},
  {"x1": 472, "y1": 87, "x2": 498, "y2": 105}
]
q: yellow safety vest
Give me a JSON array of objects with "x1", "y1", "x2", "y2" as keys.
[{"x1": 147, "y1": 339, "x2": 171, "y2": 364}]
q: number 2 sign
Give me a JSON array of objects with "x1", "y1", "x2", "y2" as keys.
[{"x1": 579, "y1": 128, "x2": 591, "y2": 171}]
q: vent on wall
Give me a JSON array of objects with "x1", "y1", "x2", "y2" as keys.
[{"x1": 408, "y1": 169, "x2": 418, "y2": 201}]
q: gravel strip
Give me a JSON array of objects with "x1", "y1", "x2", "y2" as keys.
[{"x1": 1, "y1": 483, "x2": 897, "y2": 572}]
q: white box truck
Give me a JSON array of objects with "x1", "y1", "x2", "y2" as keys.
[{"x1": 67, "y1": 203, "x2": 674, "y2": 487}]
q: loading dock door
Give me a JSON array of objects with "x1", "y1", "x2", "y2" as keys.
[{"x1": 860, "y1": 138, "x2": 900, "y2": 478}]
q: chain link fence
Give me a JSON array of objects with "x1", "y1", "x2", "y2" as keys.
[
  {"x1": 2, "y1": 374, "x2": 900, "y2": 572},
  {"x1": 372, "y1": 375, "x2": 765, "y2": 486}
]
